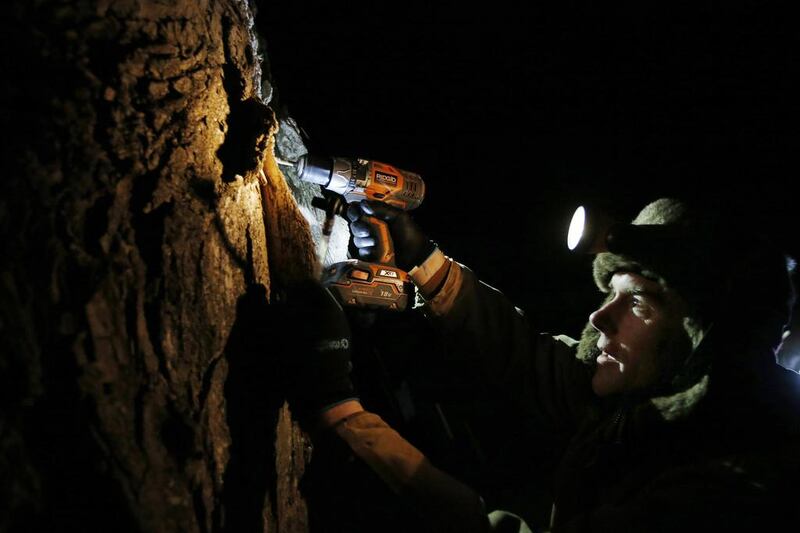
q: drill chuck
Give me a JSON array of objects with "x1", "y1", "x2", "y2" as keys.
[{"x1": 296, "y1": 153, "x2": 333, "y2": 186}]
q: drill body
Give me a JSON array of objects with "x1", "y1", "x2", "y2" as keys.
[
  {"x1": 297, "y1": 154, "x2": 425, "y2": 311},
  {"x1": 298, "y1": 154, "x2": 424, "y2": 211}
]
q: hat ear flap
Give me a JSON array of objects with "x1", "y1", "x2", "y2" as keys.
[
  {"x1": 576, "y1": 293, "x2": 613, "y2": 365},
  {"x1": 576, "y1": 321, "x2": 600, "y2": 365}
]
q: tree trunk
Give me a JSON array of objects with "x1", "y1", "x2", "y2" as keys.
[{"x1": 1, "y1": 1, "x2": 314, "y2": 531}]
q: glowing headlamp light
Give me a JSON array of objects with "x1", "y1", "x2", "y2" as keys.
[
  {"x1": 567, "y1": 204, "x2": 677, "y2": 256},
  {"x1": 567, "y1": 205, "x2": 616, "y2": 254}
]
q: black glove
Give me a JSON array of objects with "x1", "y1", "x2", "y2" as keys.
[
  {"x1": 347, "y1": 199, "x2": 436, "y2": 271},
  {"x1": 282, "y1": 280, "x2": 357, "y2": 423}
]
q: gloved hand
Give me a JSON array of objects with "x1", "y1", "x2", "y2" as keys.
[
  {"x1": 281, "y1": 280, "x2": 358, "y2": 424},
  {"x1": 347, "y1": 199, "x2": 436, "y2": 271}
]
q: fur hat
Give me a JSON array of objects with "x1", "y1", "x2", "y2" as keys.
[
  {"x1": 575, "y1": 198, "x2": 795, "y2": 420},
  {"x1": 577, "y1": 199, "x2": 710, "y2": 362}
]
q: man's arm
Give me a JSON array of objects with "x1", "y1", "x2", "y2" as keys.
[
  {"x1": 350, "y1": 199, "x2": 596, "y2": 434},
  {"x1": 283, "y1": 282, "x2": 492, "y2": 532},
  {"x1": 413, "y1": 252, "x2": 596, "y2": 435},
  {"x1": 319, "y1": 405, "x2": 491, "y2": 533}
]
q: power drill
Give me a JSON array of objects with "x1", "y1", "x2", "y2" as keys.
[{"x1": 295, "y1": 154, "x2": 426, "y2": 311}]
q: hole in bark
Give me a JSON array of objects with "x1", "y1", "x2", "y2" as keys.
[{"x1": 216, "y1": 97, "x2": 271, "y2": 182}]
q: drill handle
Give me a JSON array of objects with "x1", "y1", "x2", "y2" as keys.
[{"x1": 360, "y1": 215, "x2": 396, "y2": 266}]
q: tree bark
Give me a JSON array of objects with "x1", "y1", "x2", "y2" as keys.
[{"x1": 1, "y1": 1, "x2": 314, "y2": 531}]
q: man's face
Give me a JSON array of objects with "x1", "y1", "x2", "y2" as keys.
[{"x1": 589, "y1": 272, "x2": 693, "y2": 397}]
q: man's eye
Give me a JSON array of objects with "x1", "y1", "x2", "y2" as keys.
[{"x1": 631, "y1": 296, "x2": 653, "y2": 317}]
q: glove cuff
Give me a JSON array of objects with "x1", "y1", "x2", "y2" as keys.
[
  {"x1": 403, "y1": 239, "x2": 437, "y2": 272},
  {"x1": 409, "y1": 247, "x2": 445, "y2": 284},
  {"x1": 318, "y1": 396, "x2": 361, "y2": 414},
  {"x1": 307, "y1": 374, "x2": 358, "y2": 419},
  {"x1": 291, "y1": 388, "x2": 358, "y2": 427}
]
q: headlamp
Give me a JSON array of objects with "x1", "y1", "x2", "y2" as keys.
[
  {"x1": 567, "y1": 205, "x2": 615, "y2": 254},
  {"x1": 567, "y1": 204, "x2": 681, "y2": 256}
]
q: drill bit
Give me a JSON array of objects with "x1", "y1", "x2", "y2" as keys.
[{"x1": 275, "y1": 157, "x2": 296, "y2": 167}]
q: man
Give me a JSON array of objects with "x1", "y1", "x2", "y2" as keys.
[{"x1": 284, "y1": 198, "x2": 800, "y2": 532}]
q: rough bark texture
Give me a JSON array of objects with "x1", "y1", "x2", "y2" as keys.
[{"x1": 1, "y1": 1, "x2": 314, "y2": 531}]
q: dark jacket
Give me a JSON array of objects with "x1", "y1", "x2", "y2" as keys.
[{"x1": 334, "y1": 261, "x2": 800, "y2": 532}]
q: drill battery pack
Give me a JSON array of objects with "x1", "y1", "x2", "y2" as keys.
[{"x1": 322, "y1": 259, "x2": 415, "y2": 311}]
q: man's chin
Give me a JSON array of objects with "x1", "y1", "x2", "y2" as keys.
[{"x1": 591, "y1": 366, "x2": 625, "y2": 397}]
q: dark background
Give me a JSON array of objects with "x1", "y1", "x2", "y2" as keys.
[
  {"x1": 256, "y1": 6, "x2": 800, "y2": 527},
  {"x1": 257, "y1": 7, "x2": 799, "y2": 343}
]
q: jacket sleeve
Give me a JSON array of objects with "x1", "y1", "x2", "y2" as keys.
[
  {"x1": 420, "y1": 259, "x2": 596, "y2": 435},
  {"x1": 332, "y1": 411, "x2": 491, "y2": 533}
]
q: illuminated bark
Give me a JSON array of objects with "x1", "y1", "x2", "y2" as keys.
[{"x1": 1, "y1": 1, "x2": 314, "y2": 531}]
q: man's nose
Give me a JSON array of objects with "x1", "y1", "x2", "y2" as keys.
[{"x1": 589, "y1": 302, "x2": 616, "y2": 335}]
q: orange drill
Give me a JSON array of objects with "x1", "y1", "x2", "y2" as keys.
[{"x1": 296, "y1": 154, "x2": 425, "y2": 311}]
